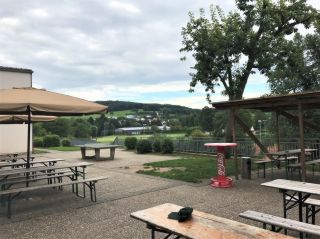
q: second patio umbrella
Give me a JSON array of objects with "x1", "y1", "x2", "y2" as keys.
[
  {"x1": 0, "y1": 87, "x2": 108, "y2": 167},
  {"x1": 0, "y1": 114, "x2": 57, "y2": 123}
]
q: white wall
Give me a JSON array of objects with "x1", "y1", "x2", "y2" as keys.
[
  {"x1": 0, "y1": 69, "x2": 32, "y2": 155},
  {"x1": 0, "y1": 71, "x2": 32, "y2": 89}
]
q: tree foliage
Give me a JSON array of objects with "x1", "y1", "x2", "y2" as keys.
[
  {"x1": 268, "y1": 23, "x2": 320, "y2": 94},
  {"x1": 181, "y1": 0, "x2": 318, "y2": 101}
]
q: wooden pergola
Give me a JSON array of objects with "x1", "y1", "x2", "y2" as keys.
[{"x1": 212, "y1": 90, "x2": 320, "y2": 182}]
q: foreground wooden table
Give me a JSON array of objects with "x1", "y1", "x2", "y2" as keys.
[
  {"x1": 78, "y1": 143, "x2": 122, "y2": 160},
  {"x1": 130, "y1": 203, "x2": 295, "y2": 239},
  {"x1": 262, "y1": 179, "x2": 320, "y2": 222}
]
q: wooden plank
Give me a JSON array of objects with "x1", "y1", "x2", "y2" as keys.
[
  {"x1": 262, "y1": 179, "x2": 320, "y2": 195},
  {"x1": 0, "y1": 176, "x2": 108, "y2": 195},
  {"x1": 130, "y1": 203, "x2": 295, "y2": 239},
  {"x1": 240, "y1": 210, "x2": 320, "y2": 236}
]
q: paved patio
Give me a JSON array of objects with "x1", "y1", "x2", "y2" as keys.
[{"x1": 0, "y1": 149, "x2": 319, "y2": 238}]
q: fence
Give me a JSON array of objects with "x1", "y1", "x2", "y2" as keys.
[
  {"x1": 107, "y1": 136, "x2": 320, "y2": 158},
  {"x1": 173, "y1": 137, "x2": 320, "y2": 158}
]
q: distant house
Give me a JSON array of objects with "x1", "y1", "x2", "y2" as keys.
[
  {"x1": 126, "y1": 115, "x2": 137, "y2": 119},
  {"x1": 0, "y1": 66, "x2": 33, "y2": 155},
  {"x1": 115, "y1": 126, "x2": 171, "y2": 135}
]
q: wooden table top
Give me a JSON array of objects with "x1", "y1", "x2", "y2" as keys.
[
  {"x1": 262, "y1": 179, "x2": 320, "y2": 195},
  {"x1": 0, "y1": 161, "x2": 93, "y2": 177},
  {"x1": 205, "y1": 143, "x2": 237, "y2": 147},
  {"x1": 78, "y1": 143, "x2": 122, "y2": 149},
  {"x1": 0, "y1": 158, "x2": 65, "y2": 168},
  {"x1": 130, "y1": 203, "x2": 295, "y2": 239},
  {"x1": 266, "y1": 149, "x2": 317, "y2": 156}
]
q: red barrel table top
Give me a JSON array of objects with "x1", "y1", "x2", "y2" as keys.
[{"x1": 204, "y1": 143, "x2": 237, "y2": 147}]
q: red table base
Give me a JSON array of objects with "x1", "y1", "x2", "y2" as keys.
[{"x1": 211, "y1": 176, "x2": 233, "y2": 188}]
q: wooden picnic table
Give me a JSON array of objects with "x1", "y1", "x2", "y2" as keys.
[
  {"x1": 262, "y1": 179, "x2": 320, "y2": 226},
  {"x1": 78, "y1": 143, "x2": 122, "y2": 160},
  {"x1": 0, "y1": 158, "x2": 65, "y2": 169},
  {"x1": 267, "y1": 149, "x2": 317, "y2": 157},
  {"x1": 266, "y1": 149, "x2": 317, "y2": 179},
  {"x1": 0, "y1": 162, "x2": 93, "y2": 181},
  {"x1": 0, "y1": 154, "x2": 36, "y2": 162},
  {"x1": 130, "y1": 203, "x2": 295, "y2": 239}
]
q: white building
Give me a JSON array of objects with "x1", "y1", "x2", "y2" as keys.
[{"x1": 0, "y1": 66, "x2": 33, "y2": 155}]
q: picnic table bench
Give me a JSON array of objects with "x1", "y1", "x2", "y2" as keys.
[
  {"x1": 0, "y1": 176, "x2": 108, "y2": 218},
  {"x1": 254, "y1": 156, "x2": 298, "y2": 178},
  {"x1": 0, "y1": 162, "x2": 93, "y2": 180},
  {"x1": 287, "y1": 159, "x2": 320, "y2": 177},
  {"x1": 78, "y1": 143, "x2": 122, "y2": 160},
  {"x1": 0, "y1": 162, "x2": 93, "y2": 195},
  {"x1": 0, "y1": 158, "x2": 65, "y2": 169},
  {"x1": 130, "y1": 203, "x2": 295, "y2": 239},
  {"x1": 240, "y1": 210, "x2": 320, "y2": 239}
]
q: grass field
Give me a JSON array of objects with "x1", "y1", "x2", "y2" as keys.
[
  {"x1": 137, "y1": 154, "x2": 236, "y2": 183},
  {"x1": 38, "y1": 146, "x2": 80, "y2": 151}
]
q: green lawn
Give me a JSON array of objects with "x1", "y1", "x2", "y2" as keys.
[
  {"x1": 38, "y1": 146, "x2": 80, "y2": 151},
  {"x1": 137, "y1": 154, "x2": 236, "y2": 183}
]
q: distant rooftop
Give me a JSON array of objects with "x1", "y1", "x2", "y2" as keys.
[{"x1": 0, "y1": 66, "x2": 33, "y2": 74}]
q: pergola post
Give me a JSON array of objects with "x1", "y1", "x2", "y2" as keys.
[
  {"x1": 298, "y1": 103, "x2": 306, "y2": 182},
  {"x1": 276, "y1": 111, "x2": 280, "y2": 151},
  {"x1": 231, "y1": 109, "x2": 239, "y2": 180}
]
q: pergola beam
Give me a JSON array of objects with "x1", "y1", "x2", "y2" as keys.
[
  {"x1": 298, "y1": 103, "x2": 306, "y2": 182},
  {"x1": 234, "y1": 114, "x2": 274, "y2": 161}
]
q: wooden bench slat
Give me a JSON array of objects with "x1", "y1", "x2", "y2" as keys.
[
  {"x1": 240, "y1": 210, "x2": 320, "y2": 236},
  {"x1": 1, "y1": 172, "x2": 74, "y2": 186},
  {"x1": 0, "y1": 176, "x2": 108, "y2": 196}
]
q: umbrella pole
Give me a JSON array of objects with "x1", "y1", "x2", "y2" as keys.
[{"x1": 27, "y1": 106, "x2": 31, "y2": 169}]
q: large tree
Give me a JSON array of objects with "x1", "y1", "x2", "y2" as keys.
[
  {"x1": 181, "y1": 0, "x2": 318, "y2": 102},
  {"x1": 267, "y1": 22, "x2": 320, "y2": 94}
]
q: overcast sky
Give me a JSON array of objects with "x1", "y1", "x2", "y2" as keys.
[{"x1": 0, "y1": 0, "x2": 319, "y2": 109}]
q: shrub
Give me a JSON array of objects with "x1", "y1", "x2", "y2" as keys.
[
  {"x1": 43, "y1": 134, "x2": 61, "y2": 147},
  {"x1": 33, "y1": 137, "x2": 44, "y2": 147},
  {"x1": 124, "y1": 137, "x2": 137, "y2": 150},
  {"x1": 136, "y1": 139, "x2": 152, "y2": 154},
  {"x1": 61, "y1": 138, "x2": 71, "y2": 147},
  {"x1": 191, "y1": 129, "x2": 206, "y2": 138},
  {"x1": 153, "y1": 139, "x2": 162, "y2": 153},
  {"x1": 162, "y1": 138, "x2": 174, "y2": 154}
]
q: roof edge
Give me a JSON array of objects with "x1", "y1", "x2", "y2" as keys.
[{"x1": 0, "y1": 66, "x2": 33, "y2": 74}]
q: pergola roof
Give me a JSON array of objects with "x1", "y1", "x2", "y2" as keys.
[{"x1": 211, "y1": 90, "x2": 320, "y2": 111}]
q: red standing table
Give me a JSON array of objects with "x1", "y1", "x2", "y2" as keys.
[{"x1": 204, "y1": 143, "x2": 237, "y2": 188}]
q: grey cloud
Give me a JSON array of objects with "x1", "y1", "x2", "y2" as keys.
[{"x1": 0, "y1": 0, "x2": 317, "y2": 100}]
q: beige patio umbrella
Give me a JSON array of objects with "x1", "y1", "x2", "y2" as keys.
[
  {"x1": 0, "y1": 114, "x2": 57, "y2": 123},
  {"x1": 0, "y1": 87, "x2": 108, "y2": 167}
]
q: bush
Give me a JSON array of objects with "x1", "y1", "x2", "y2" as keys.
[
  {"x1": 136, "y1": 139, "x2": 152, "y2": 154},
  {"x1": 191, "y1": 129, "x2": 206, "y2": 138},
  {"x1": 124, "y1": 137, "x2": 137, "y2": 150},
  {"x1": 43, "y1": 134, "x2": 61, "y2": 147},
  {"x1": 61, "y1": 138, "x2": 71, "y2": 147},
  {"x1": 162, "y1": 138, "x2": 174, "y2": 154},
  {"x1": 153, "y1": 139, "x2": 162, "y2": 153},
  {"x1": 33, "y1": 137, "x2": 44, "y2": 147}
]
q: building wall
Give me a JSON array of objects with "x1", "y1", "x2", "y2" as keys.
[
  {"x1": 0, "y1": 71, "x2": 32, "y2": 89},
  {"x1": 0, "y1": 69, "x2": 32, "y2": 155}
]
